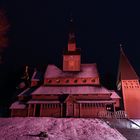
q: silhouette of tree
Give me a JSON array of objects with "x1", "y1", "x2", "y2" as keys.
[{"x1": 0, "y1": 9, "x2": 10, "y2": 63}]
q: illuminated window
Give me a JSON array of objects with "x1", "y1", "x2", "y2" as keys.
[
  {"x1": 124, "y1": 86, "x2": 128, "y2": 88},
  {"x1": 56, "y1": 79, "x2": 60, "y2": 83},
  {"x1": 91, "y1": 79, "x2": 95, "y2": 82},
  {"x1": 69, "y1": 60, "x2": 74, "y2": 67}
]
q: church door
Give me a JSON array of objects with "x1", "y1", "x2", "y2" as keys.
[
  {"x1": 35, "y1": 104, "x2": 41, "y2": 117},
  {"x1": 64, "y1": 95, "x2": 74, "y2": 117},
  {"x1": 66, "y1": 102, "x2": 74, "y2": 117}
]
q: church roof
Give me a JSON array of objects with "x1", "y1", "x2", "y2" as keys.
[
  {"x1": 31, "y1": 86, "x2": 111, "y2": 95},
  {"x1": 117, "y1": 48, "x2": 139, "y2": 80},
  {"x1": 31, "y1": 70, "x2": 43, "y2": 81},
  {"x1": 10, "y1": 101, "x2": 26, "y2": 109},
  {"x1": 77, "y1": 100, "x2": 115, "y2": 104},
  {"x1": 110, "y1": 90, "x2": 120, "y2": 99},
  {"x1": 45, "y1": 64, "x2": 99, "y2": 78},
  {"x1": 28, "y1": 100, "x2": 60, "y2": 104},
  {"x1": 18, "y1": 87, "x2": 37, "y2": 97}
]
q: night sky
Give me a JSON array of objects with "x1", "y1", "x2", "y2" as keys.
[{"x1": 1, "y1": 1, "x2": 140, "y2": 107}]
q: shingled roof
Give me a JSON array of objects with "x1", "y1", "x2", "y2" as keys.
[
  {"x1": 31, "y1": 85, "x2": 111, "y2": 95},
  {"x1": 117, "y1": 48, "x2": 139, "y2": 80},
  {"x1": 45, "y1": 63, "x2": 99, "y2": 78}
]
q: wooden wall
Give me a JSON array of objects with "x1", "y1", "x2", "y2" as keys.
[{"x1": 11, "y1": 109, "x2": 27, "y2": 117}]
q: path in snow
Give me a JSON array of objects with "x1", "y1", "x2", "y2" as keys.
[{"x1": 104, "y1": 118, "x2": 140, "y2": 140}]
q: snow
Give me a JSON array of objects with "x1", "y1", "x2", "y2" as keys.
[
  {"x1": 110, "y1": 90, "x2": 120, "y2": 99},
  {"x1": 45, "y1": 64, "x2": 98, "y2": 78},
  {"x1": 9, "y1": 101, "x2": 26, "y2": 109},
  {"x1": 31, "y1": 86, "x2": 111, "y2": 95},
  {"x1": 131, "y1": 120, "x2": 140, "y2": 129},
  {"x1": 0, "y1": 118, "x2": 126, "y2": 140}
]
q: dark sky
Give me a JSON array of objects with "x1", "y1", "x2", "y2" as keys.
[{"x1": 1, "y1": 0, "x2": 140, "y2": 83}]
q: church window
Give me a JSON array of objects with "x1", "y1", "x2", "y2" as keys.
[
  {"x1": 82, "y1": 79, "x2": 87, "y2": 83},
  {"x1": 91, "y1": 79, "x2": 95, "y2": 82},
  {"x1": 48, "y1": 104, "x2": 51, "y2": 108},
  {"x1": 56, "y1": 79, "x2": 60, "y2": 83},
  {"x1": 65, "y1": 79, "x2": 69, "y2": 83},
  {"x1": 31, "y1": 104, "x2": 34, "y2": 108},
  {"x1": 48, "y1": 104, "x2": 50, "y2": 108},
  {"x1": 48, "y1": 80, "x2": 52, "y2": 83},
  {"x1": 42, "y1": 104, "x2": 44, "y2": 109}
]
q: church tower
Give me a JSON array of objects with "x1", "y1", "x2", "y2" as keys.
[
  {"x1": 117, "y1": 47, "x2": 140, "y2": 118},
  {"x1": 63, "y1": 18, "x2": 81, "y2": 71}
]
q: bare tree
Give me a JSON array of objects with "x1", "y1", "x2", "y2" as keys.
[{"x1": 0, "y1": 9, "x2": 10, "y2": 63}]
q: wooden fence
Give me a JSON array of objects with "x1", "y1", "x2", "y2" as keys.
[{"x1": 98, "y1": 110, "x2": 127, "y2": 119}]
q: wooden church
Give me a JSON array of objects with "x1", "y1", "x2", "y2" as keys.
[{"x1": 10, "y1": 20, "x2": 140, "y2": 119}]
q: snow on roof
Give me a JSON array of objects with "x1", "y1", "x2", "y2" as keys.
[
  {"x1": 31, "y1": 86, "x2": 111, "y2": 95},
  {"x1": 28, "y1": 100, "x2": 60, "y2": 104},
  {"x1": 18, "y1": 87, "x2": 37, "y2": 97},
  {"x1": 9, "y1": 101, "x2": 26, "y2": 109},
  {"x1": 44, "y1": 64, "x2": 99, "y2": 78},
  {"x1": 31, "y1": 70, "x2": 42, "y2": 81},
  {"x1": 18, "y1": 88, "x2": 30, "y2": 96},
  {"x1": 110, "y1": 90, "x2": 121, "y2": 99},
  {"x1": 77, "y1": 100, "x2": 115, "y2": 104}
]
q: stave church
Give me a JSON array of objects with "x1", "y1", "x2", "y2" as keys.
[{"x1": 10, "y1": 20, "x2": 140, "y2": 119}]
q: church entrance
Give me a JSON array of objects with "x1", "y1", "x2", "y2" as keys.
[
  {"x1": 66, "y1": 102, "x2": 74, "y2": 117},
  {"x1": 64, "y1": 95, "x2": 74, "y2": 117},
  {"x1": 35, "y1": 104, "x2": 41, "y2": 117}
]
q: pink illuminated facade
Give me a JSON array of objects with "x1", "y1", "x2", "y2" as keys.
[
  {"x1": 117, "y1": 48, "x2": 140, "y2": 119},
  {"x1": 9, "y1": 20, "x2": 122, "y2": 118}
]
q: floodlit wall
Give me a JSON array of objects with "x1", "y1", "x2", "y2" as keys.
[
  {"x1": 80, "y1": 104, "x2": 106, "y2": 118},
  {"x1": 40, "y1": 104, "x2": 61, "y2": 117},
  {"x1": 11, "y1": 109, "x2": 27, "y2": 117},
  {"x1": 122, "y1": 80, "x2": 140, "y2": 118},
  {"x1": 44, "y1": 77, "x2": 99, "y2": 85}
]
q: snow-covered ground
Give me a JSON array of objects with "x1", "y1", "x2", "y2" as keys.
[
  {"x1": 0, "y1": 118, "x2": 126, "y2": 140},
  {"x1": 131, "y1": 119, "x2": 140, "y2": 129}
]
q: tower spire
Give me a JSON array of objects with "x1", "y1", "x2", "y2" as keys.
[
  {"x1": 68, "y1": 17, "x2": 76, "y2": 51},
  {"x1": 117, "y1": 45, "x2": 140, "y2": 118},
  {"x1": 117, "y1": 47, "x2": 139, "y2": 82},
  {"x1": 63, "y1": 17, "x2": 81, "y2": 71}
]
